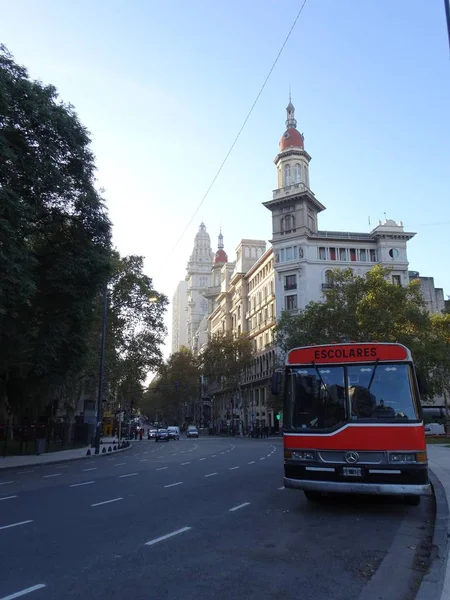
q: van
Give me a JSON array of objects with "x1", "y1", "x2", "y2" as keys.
[{"x1": 167, "y1": 426, "x2": 180, "y2": 440}]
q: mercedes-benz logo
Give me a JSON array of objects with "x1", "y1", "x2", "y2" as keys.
[{"x1": 345, "y1": 451, "x2": 360, "y2": 464}]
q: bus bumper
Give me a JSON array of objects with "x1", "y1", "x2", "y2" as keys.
[{"x1": 284, "y1": 477, "x2": 432, "y2": 496}]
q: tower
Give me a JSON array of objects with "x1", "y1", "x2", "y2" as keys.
[{"x1": 185, "y1": 223, "x2": 214, "y2": 351}]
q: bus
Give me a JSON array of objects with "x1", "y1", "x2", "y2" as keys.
[{"x1": 272, "y1": 342, "x2": 430, "y2": 505}]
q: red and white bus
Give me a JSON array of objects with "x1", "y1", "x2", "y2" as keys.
[{"x1": 273, "y1": 342, "x2": 430, "y2": 504}]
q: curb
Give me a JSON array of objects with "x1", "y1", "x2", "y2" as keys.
[
  {"x1": 415, "y1": 469, "x2": 449, "y2": 600},
  {"x1": 0, "y1": 442, "x2": 132, "y2": 472}
]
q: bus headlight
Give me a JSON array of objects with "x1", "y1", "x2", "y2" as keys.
[
  {"x1": 291, "y1": 450, "x2": 315, "y2": 461},
  {"x1": 389, "y1": 452, "x2": 427, "y2": 464}
]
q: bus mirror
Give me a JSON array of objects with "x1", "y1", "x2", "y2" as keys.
[
  {"x1": 271, "y1": 371, "x2": 282, "y2": 395},
  {"x1": 416, "y1": 372, "x2": 428, "y2": 397}
]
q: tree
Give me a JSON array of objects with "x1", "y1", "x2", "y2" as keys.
[
  {"x1": 0, "y1": 45, "x2": 112, "y2": 422},
  {"x1": 142, "y1": 349, "x2": 200, "y2": 424},
  {"x1": 275, "y1": 266, "x2": 448, "y2": 400},
  {"x1": 200, "y1": 333, "x2": 254, "y2": 434}
]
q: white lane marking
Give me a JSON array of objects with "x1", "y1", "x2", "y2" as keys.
[
  {"x1": 144, "y1": 452, "x2": 149, "y2": 455},
  {"x1": 0, "y1": 520, "x2": 33, "y2": 531},
  {"x1": 0, "y1": 496, "x2": 17, "y2": 501},
  {"x1": 0, "y1": 583, "x2": 46, "y2": 600},
  {"x1": 204, "y1": 472, "x2": 218, "y2": 478},
  {"x1": 43, "y1": 473, "x2": 61, "y2": 478},
  {"x1": 140, "y1": 459, "x2": 149, "y2": 462},
  {"x1": 18, "y1": 470, "x2": 34, "y2": 474},
  {"x1": 145, "y1": 526, "x2": 191, "y2": 546},
  {"x1": 0, "y1": 481, "x2": 14, "y2": 486},
  {"x1": 260, "y1": 457, "x2": 265, "y2": 461},
  {"x1": 83, "y1": 468, "x2": 97, "y2": 472},
  {"x1": 278, "y1": 486, "x2": 285, "y2": 490},
  {"x1": 164, "y1": 481, "x2": 183, "y2": 488},
  {"x1": 119, "y1": 472, "x2": 138, "y2": 478},
  {"x1": 266, "y1": 454, "x2": 271, "y2": 458},
  {"x1": 198, "y1": 458, "x2": 206, "y2": 461},
  {"x1": 156, "y1": 467, "x2": 168, "y2": 471},
  {"x1": 212, "y1": 454, "x2": 216, "y2": 457},
  {"x1": 171, "y1": 453, "x2": 177, "y2": 456},
  {"x1": 229, "y1": 502, "x2": 250, "y2": 512},
  {"x1": 220, "y1": 452, "x2": 225, "y2": 455},
  {"x1": 248, "y1": 461, "x2": 255, "y2": 465},
  {"x1": 70, "y1": 481, "x2": 95, "y2": 488},
  {"x1": 114, "y1": 463, "x2": 126, "y2": 467},
  {"x1": 181, "y1": 462, "x2": 190, "y2": 466},
  {"x1": 229, "y1": 466, "x2": 240, "y2": 471},
  {"x1": 91, "y1": 497, "x2": 123, "y2": 507}
]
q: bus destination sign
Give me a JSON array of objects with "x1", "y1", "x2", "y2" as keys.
[{"x1": 287, "y1": 343, "x2": 409, "y2": 365}]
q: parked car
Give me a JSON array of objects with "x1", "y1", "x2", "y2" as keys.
[
  {"x1": 147, "y1": 428, "x2": 157, "y2": 439},
  {"x1": 167, "y1": 426, "x2": 180, "y2": 440},
  {"x1": 155, "y1": 429, "x2": 170, "y2": 442},
  {"x1": 187, "y1": 426, "x2": 199, "y2": 439}
]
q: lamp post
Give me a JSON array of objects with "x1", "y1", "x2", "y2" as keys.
[{"x1": 94, "y1": 285, "x2": 108, "y2": 454}]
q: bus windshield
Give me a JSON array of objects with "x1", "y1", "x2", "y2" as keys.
[{"x1": 285, "y1": 362, "x2": 419, "y2": 432}]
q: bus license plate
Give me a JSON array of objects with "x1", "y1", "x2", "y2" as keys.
[{"x1": 342, "y1": 467, "x2": 362, "y2": 477}]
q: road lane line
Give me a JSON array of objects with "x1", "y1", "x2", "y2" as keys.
[
  {"x1": 140, "y1": 459, "x2": 149, "y2": 462},
  {"x1": 278, "y1": 486, "x2": 285, "y2": 490},
  {"x1": 43, "y1": 474, "x2": 61, "y2": 478},
  {"x1": 70, "y1": 481, "x2": 95, "y2": 488},
  {"x1": 248, "y1": 461, "x2": 255, "y2": 465},
  {"x1": 0, "y1": 481, "x2": 14, "y2": 486},
  {"x1": 119, "y1": 472, "x2": 138, "y2": 478},
  {"x1": 83, "y1": 468, "x2": 97, "y2": 472},
  {"x1": 18, "y1": 471, "x2": 34, "y2": 474},
  {"x1": 91, "y1": 497, "x2": 123, "y2": 507},
  {"x1": 114, "y1": 463, "x2": 126, "y2": 467},
  {"x1": 164, "y1": 481, "x2": 183, "y2": 488},
  {"x1": 0, "y1": 583, "x2": 46, "y2": 600},
  {"x1": 0, "y1": 496, "x2": 17, "y2": 501},
  {"x1": 205, "y1": 473, "x2": 218, "y2": 478},
  {"x1": 145, "y1": 526, "x2": 191, "y2": 546},
  {"x1": 212, "y1": 454, "x2": 216, "y2": 457},
  {"x1": 181, "y1": 462, "x2": 190, "y2": 465},
  {"x1": 156, "y1": 467, "x2": 168, "y2": 471},
  {"x1": 229, "y1": 466, "x2": 240, "y2": 470},
  {"x1": 198, "y1": 458, "x2": 206, "y2": 461},
  {"x1": 0, "y1": 520, "x2": 33, "y2": 531},
  {"x1": 259, "y1": 457, "x2": 265, "y2": 461},
  {"x1": 220, "y1": 452, "x2": 225, "y2": 455},
  {"x1": 144, "y1": 452, "x2": 149, "y2": 455},
  {"x1": 229, "y1": 502, "x2": 250, "y2": 512}
]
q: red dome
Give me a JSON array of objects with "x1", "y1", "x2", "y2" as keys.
[
  {"x1": 279, "y1": 128, "x2": 304, "y2": 151},
  {"x1": 214, "y1": 249, "x2": 228, "y2": 264}
]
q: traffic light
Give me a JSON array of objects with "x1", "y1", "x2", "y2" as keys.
[{"x1": 276, "y1": 413, "x2": 280, "y2": 421}]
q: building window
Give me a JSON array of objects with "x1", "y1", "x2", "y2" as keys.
[
  {"x1": 350, "y1": 249, "x2": 356, "y2": 262},
  {"x1": 392, "y1": 275, "x2": 401, "y2": 286},
  {"x1": 285, "y1": 247, "x2": 293, "y2": 261},
  {"x1": 370, "y1": 249, "x2": 377, "y2": 262},
  {"x1": 329, "y1": 248, "x2": 336, "y2": 261},
  {"x1": 339, "y1": 248, "x2": 347, "y2": 261},
  {"x1": 295, "y1": 163, "x2": 302, "y2": 183},
  {"x1": 285, "y1": 295, "x2": 297, "y2": 311},
  {"x1": 318, "y1": 247, "x2": 326, "y2": 260},
  {"x1": 284, "y1": 164, "x2": 291, "y2": 186},
  {"x1": 360, "y1": 249, "x2": 367, "y2": 261},
  {"x1": 284, "y1": 274, "x2": 297, "y2": 290}
]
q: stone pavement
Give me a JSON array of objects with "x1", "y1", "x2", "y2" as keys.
[
  {"x1": 0, "y1": 436, "x2": 129, "y2": 470},
  {"x1": 424, "y1": 444, "x2": 450, "y2": 600}
]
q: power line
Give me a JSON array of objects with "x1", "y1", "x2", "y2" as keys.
[{"x1": 169, "y1": 0, "x2": 309, "y2": 257}]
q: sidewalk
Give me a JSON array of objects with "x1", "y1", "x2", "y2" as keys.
[
  {"x1": 419, "y1": 444, "x2": 450, "y2": 600},
  {"x1": 0, "y1": 437, "x2": 130, "y2": 470}
]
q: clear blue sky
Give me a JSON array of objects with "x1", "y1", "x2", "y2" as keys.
[{"x1": 2, "y1": 0, "x2": 449, "y2": 354}]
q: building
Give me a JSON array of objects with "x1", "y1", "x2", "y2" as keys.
[
  {"x1": 171, "y1": 281, "x2": 188, "y2": 353},
  {"x1": 408, "y1": 271, "x2": 445, "y2": 314},
  {"x1": 207, "y1": 240, "x2": 278, "y2": 433},
  {"x1": 263, "y1": 99, "x2": 417, "y2": 317},
  {"x1": 185, "y1": 223, "x2": 214, "y2": 352}
]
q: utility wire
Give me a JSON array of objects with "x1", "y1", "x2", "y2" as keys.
[{"x1": 169, "y1": 0, "x2": 309, "y2": 257}]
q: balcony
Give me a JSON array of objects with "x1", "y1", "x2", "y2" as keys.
[
  {"x1": 322, "y1": 283, "x2": 334, "y2": 290},
  {"x1": 284, "y1": 284, "x2": 297, "y2": 291}
]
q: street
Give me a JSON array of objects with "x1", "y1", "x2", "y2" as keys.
[{"x1": 0, "y1": 437, "x2": 433, "y2": 600}]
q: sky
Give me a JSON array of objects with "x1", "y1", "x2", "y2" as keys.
[{"x1": 2, "y1": 0, "x2": 449, "y2": 358}]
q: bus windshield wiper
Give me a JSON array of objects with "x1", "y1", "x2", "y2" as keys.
[
  {"x1": 312, "y1": 362, "x2": 330, "y2": 399},
  {"x1": 367, "y1": 360, "x2": 379, "y2": 391}
]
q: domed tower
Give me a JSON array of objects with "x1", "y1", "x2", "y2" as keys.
[
  {"x1": 186, "y1": 223, "x2": 214, "y2": 352},
  {"x1": 214, "y1": 230, "x2": 228, "y2": 265},
  {"x1": 275, "y1": 96, "x2": 311, "y2": 190}
]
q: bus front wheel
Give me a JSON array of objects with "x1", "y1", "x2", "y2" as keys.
[
  {"x1": 304, "y1": 491, "x2": 322, "y2": 503},
  {"x1": 404, "y1": 495, "x2": 421, "y2": 506}
]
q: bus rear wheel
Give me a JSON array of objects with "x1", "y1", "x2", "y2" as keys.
[
  {"x1": 404, "y1": 495, "x2": 421, "y2": 506},
  {"x1": 304, "y1": 491, "x2": 323, "y2": 503}
]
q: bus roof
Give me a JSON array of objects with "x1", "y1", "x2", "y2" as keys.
[{"x1": 286, "y1": 342, "x2": 412, "y2": 366}]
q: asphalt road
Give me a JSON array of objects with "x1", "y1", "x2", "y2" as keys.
[{"x1": 0, "y1": 437, "x2": 433, "y2": 600}]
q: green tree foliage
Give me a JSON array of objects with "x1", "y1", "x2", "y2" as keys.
[
  {"x1": 275, "y1": 266, "x2": 448, "y2": 400},
  {"x1": 200, "y1": 333, "x2": 254, "y2": 393},
  {"x1": 142, "y1": 349, "x2": 200, "y2": 423},
  {"x1": 0, "y1": 45, "x2": 111, "y2": 419}
]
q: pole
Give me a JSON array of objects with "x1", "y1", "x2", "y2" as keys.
[
  {"x1": 445, "y1": 0, "x2": 450, "y2": 55},
  {"x1": 95, "y1": 285, "x2": 108, "y2": 454}
]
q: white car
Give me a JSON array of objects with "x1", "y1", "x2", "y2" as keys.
[{"x1": 167, "y1": 426, "x2": 180, "y2": 440}]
